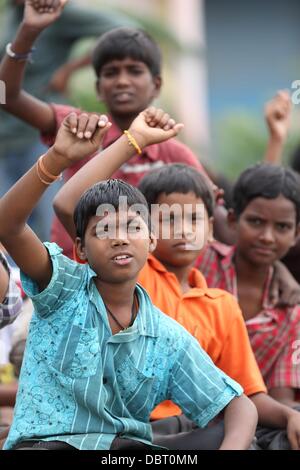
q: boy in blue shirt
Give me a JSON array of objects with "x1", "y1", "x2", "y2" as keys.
[{"x1": 0, "y1": 107, "x2": 257, "y2": 450}]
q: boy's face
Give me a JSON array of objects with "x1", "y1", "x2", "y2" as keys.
[
  {"x1": 230, "y1": 195, "x2": 299, "y2": 266},
  {"x1": 75, "y1": 209, "x2": 156, "y2": 284},
  {"x1": 152, "y1": 191, "x2": 213, "y2": 269},
  {"x1": 96, "y1": 57, "x2": 161, "y2": 117}
]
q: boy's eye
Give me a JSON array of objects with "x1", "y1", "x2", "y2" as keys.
[
  {"x1": 128, "y1": 224, "x2": 141, "y2": 233},
  {"x1": 129, "y1": 68, "x2": 144, "y2": 75},
  {"x1": 276, "y1": 222, "x2": 292, "y2": 231},
  {"x1": 101, "y1": 69, "x2": 117, "y2": 78},
  {"x1": 247, "y1": 218, "x2": 262, "y2": 226}
]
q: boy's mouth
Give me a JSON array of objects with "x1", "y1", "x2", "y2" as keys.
[
  {"x1": 252, "y1": 246, "x2": 275, "y2": 257},
  {"x1": 173, "y1": 242, "x2": 197, "y2": 251},
  {"x1": 111, "y1": 253, "x2": 134, "y2": 266},
  {"x1": 113, "y1": 92, "x2": 134, "y2": 103}
]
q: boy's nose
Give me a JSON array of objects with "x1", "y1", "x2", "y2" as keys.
[
  {"x1": 116, "y1": 71, "x2": 131, "y2": 86},
  {"x1": 111, "y1": 230, "x2": 130, "y2": 246},
  {"x1": 259, "y1": 226, "x2": 275, "y2": 243}
]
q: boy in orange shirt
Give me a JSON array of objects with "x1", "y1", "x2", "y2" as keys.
[{"x1": 54, "y1": 122, "x2": 300, "y2": 450}]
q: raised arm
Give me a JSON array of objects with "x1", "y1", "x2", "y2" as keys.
[
  {"x1": 264, "y1": 90, "x2": 292, "y2": 165},
  {"x1": 0, "y1": 112, "x2": 110, "y2": 291},
  {"x1": 53, "y1": 107, "x2": 184, "y2": 240},
  {"x1": 0, "y1": 0, "x2": 68, "y2": 134}
]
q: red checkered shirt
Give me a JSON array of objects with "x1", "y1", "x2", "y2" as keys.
[{"x1": 196, "y1": 242, "x2": 300, "y2": 391}]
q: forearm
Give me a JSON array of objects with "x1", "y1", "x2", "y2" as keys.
[
  {"x1": 0, "y1": 383, "x2": 18, "y2": 407},
  {"x1": 220, "y1": 395, "x2": 257, "y2": 450},
  {"x1": 264, "y1": 135, "x2": 285, "y2": 165},
  {"x1": 0, "y1": 148, "x2": 67, "y2": 241},
  {"x1": 63, "y1": 53, "x2": 92, "y2": 74},
  {"x1": 0, "y1": 261, "x2": 9, "y2": 303},
  {"x1": 0, "y1": 23, "x2": 40, "y2": 103},
  {"x1": 53, "y1": 135, "x2": 136, "y2": 239},
  {"x1": 250, "y1": 392, "x2": 293, "y2": 428},
  {"x1": 269, "y1": 387, "x2": 300, "y2": 410}
]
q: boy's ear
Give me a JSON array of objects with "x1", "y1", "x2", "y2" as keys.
[
  {"x1": 293, "y1": 223, "x2": 300, "y2": 246},
  {"x1": 149, "y1": 232, "x2": 157, "y2": 253},
  {"x1": 152, "y1": 76, "x2": 162, "y2": 98},
  {"x1": 75, "y1": 237, "x2": 87, "y2": 261},
  {"x1": 207, "y1": 217, "x2": 214, "y2": 244},
  {"x1": 95, "y1": 79, "x2": 103, "y2": 102},
  {"x1": 227, "y1": 209, "x2": 238, "y2": 230}
]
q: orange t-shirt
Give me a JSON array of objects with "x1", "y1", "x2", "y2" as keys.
[{"x1": 138, "y1": 254, "x2": 267, "y2": 420}]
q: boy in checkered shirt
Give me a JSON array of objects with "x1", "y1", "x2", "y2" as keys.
[
  {"x1": 0, "y1": 252, "x2": 22, "y2": 330},
  {"x1": 197, "y1": 163, "x2": 300, "y2": 448}
]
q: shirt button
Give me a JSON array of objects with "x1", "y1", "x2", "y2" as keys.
[{"x1": 103, "y1": 377, "x2": 107, "y2": 384}]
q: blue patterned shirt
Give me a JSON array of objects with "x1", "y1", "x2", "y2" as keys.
[{"x1": 4, "y1": 243, "x2": 243, "y2": 450}]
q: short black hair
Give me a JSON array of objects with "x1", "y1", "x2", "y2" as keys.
[
  {"x1": 138, "y1": 164, "x2": 215, "y2": 217},
  {"x1": 233, "y1": 163, "x2": 300, "y2": 224},
  {"x1": 92, "y1": 27, "x2": 162, "y2": 78},
  {"x1": 74, "y1": 179, "x2": 150, "y2": 239}
]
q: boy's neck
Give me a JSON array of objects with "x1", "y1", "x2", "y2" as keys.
[
  {"x1": 159, "y1": 259, "x2": 192, "y2": 294},
  {"x1": 94, "y1": 277, "x2": 137, "y2": 310},
  {"x1": 234, "y1": 248, "x2": 270, "y2": 286},
  {"x1": 112, "y1": 114, "x2": 138, "y2": 133}
]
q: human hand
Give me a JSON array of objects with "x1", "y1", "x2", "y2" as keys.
[
  {"x1": 23, "y1": 0, "x2": 69, "y2": 31},
  {"x1": 269, "y1": 260, "x2": 300, "y2": 307},
  {"x1": 52, "y1": 112, "x2": 111, "y2": 165},
  {"x1": 128, "y1": 107, "x2": 184, "y2": 149},
  {"x1": 265, "y1": 90, "x2": 292, "y2": 142},
  {"x1": 287, "y1": 411, "x2": 300, "y2": 450}
]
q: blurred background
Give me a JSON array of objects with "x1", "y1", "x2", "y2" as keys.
[{"x1": 1, "y1": 0, "x2": 300, "y2": 179}]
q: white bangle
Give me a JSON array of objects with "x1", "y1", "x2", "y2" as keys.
[{"x1": 6, "y1": 42, "x2": 35, "y2": 62}]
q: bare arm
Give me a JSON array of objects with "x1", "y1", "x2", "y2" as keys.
[
  {"x1": 0, "y1": 261, "x2": 9, "y2": 303},
  {"x1": 250, "y1": 392, "x2": 300, "y2": 450},
  {"x1": 219, "y1": 394, "x2": 258, "y2": 450},
  {"x1": 264, "y1": 90, "x2": 292, "y2": 165},
  {"x1": 0, "y1": 112, "x2": 110, "y2": 291},
  {"x1": 269, "y1": 260, "x2": 300, "y2": 307},
  {"x1": 48, "y1": 52, "x2": 92, "y2": 94},
  {"x1": 269, "y1": 387, "x2": 300, "y2": 409},
  {"x1": 0, "y1": 0, "x2": 68, "y2": 134},
  {"x1": 53, "y1": 107, "x2": 184, "y2": 240}
]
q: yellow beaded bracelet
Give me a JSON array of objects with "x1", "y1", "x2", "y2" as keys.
[{"x1": 124, "y1": 130, "x2": 142, "y2": 155}]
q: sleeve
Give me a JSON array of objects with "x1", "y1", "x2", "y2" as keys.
[
  {"x1": 0, "y1": 253, "x2": 23, "y2": 329},
  {"x1": 266, "y1": 308, "x2": 300, "y2": 390},
  {"x1": 215, "y1": 296, "x2": 267, "y2": 396},
  {"x1": 169, "y1": 334, "x2": 243, "y2": 428},
  {"x1": 20, "y1": 242, "x2": 87, "y2": 318},
  {"x1": 172, "y1": 140, "x2": 208, "y2": 175},
  {"x1": 54, "y1": 4, "x2": 137, "y2": 42},
  {"x1": 41, "y1": 103, "x2": 80, "y2": 147}
]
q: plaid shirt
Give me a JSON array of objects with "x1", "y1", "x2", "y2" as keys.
[
  {"x1": 0, "y1": 252, "x2": 23, "y2": 329},
  {"x1": 196, "y1": 242, "x2": 300, "y2": 391}
]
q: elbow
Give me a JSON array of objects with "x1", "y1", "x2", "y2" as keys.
[{"x1": 53, "y1": 193, "x2": 69, "y2": 221}]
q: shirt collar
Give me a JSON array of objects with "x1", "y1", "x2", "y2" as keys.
[
  {"x1": 102, "y1": 117, "x2": 161, "y2": 162},
  {"x1": 147, "y1": 254, "x2": 223, "y2": 299}
]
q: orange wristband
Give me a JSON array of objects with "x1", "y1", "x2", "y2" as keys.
[
  {"x1": 36, "y1": 155, "x2": 62, "y2": 185},
  {"x1": 38, "y1": 155, "x2": 62, "y2": 181}
]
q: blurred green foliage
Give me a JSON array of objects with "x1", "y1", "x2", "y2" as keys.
[{"x1": 212, "y1": 112, "x2": 300, "y2": 180}]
